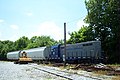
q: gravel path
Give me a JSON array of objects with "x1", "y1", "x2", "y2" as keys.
[
  {"x1": 0, "y1": 61, "x2": 113, "y2": 80},
  {"x1": 0, "y1": 61, "x2": 66, "y2": 80}
]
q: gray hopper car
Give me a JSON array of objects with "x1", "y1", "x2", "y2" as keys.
[
  {"x1": 7, "y1": 47, "x2": 51, "y2": 62},
  {"x1": 21, "y1": 47, "x2": 51, "y2": 61},
  {"x1": 60, "y1": 41, "x2": 102, "y2": 63},
  {"x1": 7, "y1": 51, "x2": 20, "y2": 60}
]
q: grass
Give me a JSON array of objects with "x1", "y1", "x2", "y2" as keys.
[
  {"x1": 38, "y1": 63, "x2": 120, "y2": 80},
  {"x1": 39, "y1": 63, "x2": 120, "y2": 78},
  {"x1": 107, "y1": 64, "x2": 120, "y2": 69},
  {"x1": 112, "y1": 76, "x2": 120, "y2": 80},
  {"x1": 93, "y1": 70, "x2": 108, "y2": 75}
]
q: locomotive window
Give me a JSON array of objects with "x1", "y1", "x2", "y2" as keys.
[{"x1": 83, "y1": 43, "x2": 93, "y2": 46}]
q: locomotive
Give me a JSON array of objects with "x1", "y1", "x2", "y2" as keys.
[{"x1": 7, "y1": 41, "x2": 103, "y2": 64}]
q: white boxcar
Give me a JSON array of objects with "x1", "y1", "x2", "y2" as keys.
[
  {"x1": 7, "y1": 51, "x2": 20, "y2": 60},
  {"x1": 21, "y1": 47, "x2": 50, "y2": 61}
]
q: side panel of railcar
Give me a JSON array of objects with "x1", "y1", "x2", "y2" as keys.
[
  {"x1": 7, "y1": 51, "x2": 20, "y2": 60},
  {"x1": 60, "y1": 41, "x2": 101, "y2": 63},
  {"x1": 22, "y1": 47, "x2": 46, "y2": 60},
  {"x1": 49, "y1": 44, "x2": 62, "y2": 62},
  {"x1": 44, "y1": 46, "x2": 51, "y2": 60}
]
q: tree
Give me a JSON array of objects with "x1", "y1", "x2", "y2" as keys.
[
  {"x1": 36, "y1": 36, "x2": 58, "y2": 47},
  {"x1": 0, "y1": 40, "x2": 15, "y2": 60},
  {"x1": 85, "y1": 0, "x2": 120, "y2": 63},
  {"x1": 25, "y1": 36, "x2": 39, "y2": 49},
  {"x1": 30, "y1": 36, "x2": 38, "y2": 43},
  {"x1": 67, "y1": 26, "x2": 95, "y2": 44},
  {"x1": 26, "y1": 36, "x2": 59, "y2": 49},
  {"x1": 0, "y1": 35, "x2": 59, "y2": 60},
  {"x1": 15, "y1": 36, "x2": 30, "y2": 50}
]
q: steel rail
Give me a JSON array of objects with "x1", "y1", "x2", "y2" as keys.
[{"x1": 29, "y1": 65, "x2": 102, "y2": 80}]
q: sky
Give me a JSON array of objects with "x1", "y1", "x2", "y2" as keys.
[{"x1": 0, "y1": 0, "x2": 88, "y2": 41}]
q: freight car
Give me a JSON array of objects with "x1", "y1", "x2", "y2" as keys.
[
  {"x1": 7, "y1": 50, "x2": 32, "y2": 64},
  {"x1": 61, "y1": 41, "x2": 102, "y2": 63},
  {"x1": 7, "y1": 51, "x2": 20, "y2": 60},
  {"x1": 49, "y1": 44, "x2": 62, "y2": 62},
  {"x1": 21, "y1": 47, "x2": 51, "y2": 63},
  {"x1": 7, "y1": 41, "x2": 103, "y2": 64},
  {"x1": 7, "y1": 47, "x2": 51, "y2": 63},
  {"x1": 48, "y1": 41, "x2": 103, "y2": 63}
]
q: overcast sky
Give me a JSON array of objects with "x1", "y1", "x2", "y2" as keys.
[{"x1": 0, "y1": 0, "x2": 87, "y2": 41}]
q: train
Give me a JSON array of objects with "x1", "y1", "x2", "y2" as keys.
[{"x1": 7, "y1": 41, "x2": 104, "y2": 64}]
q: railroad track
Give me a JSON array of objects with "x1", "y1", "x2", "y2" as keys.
[
  {"x1": 40, "y1": 66, "x2": 103, "y2": 80},
  {"x1": 28, "y1": 64, "x2": 102, "y2": 80},
  {"x1": 32, "y1": 66, "x2": 73, "y2": 80}
]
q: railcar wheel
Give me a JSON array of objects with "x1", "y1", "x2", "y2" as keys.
[{"x1": 14, "y1": 61, "x2": 18, "y2": 64}]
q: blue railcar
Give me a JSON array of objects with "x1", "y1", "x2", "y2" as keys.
[
  {"x1": 49, "y1": 44, "x2": 62, "y2": 62},
  {"x1": 60, "y1": 41, "x2": 102, "y2": 63}
]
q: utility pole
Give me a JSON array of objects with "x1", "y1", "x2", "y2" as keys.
[{"x1": 63, "y1": 22, "x2": 66, "y2": 67}]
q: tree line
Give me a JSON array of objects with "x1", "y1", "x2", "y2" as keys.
[
  {"x1": 0, "y1": 36, "x2": 63, "y2": 60},
  {"x1": 0, "y1": 0, "x2": 120, "y2": 63},
  {"x1": 68, "y1": 0, "x2": 120, "y2": 63}
]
